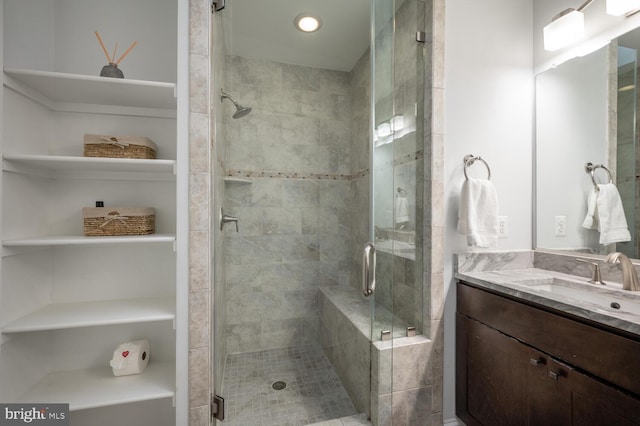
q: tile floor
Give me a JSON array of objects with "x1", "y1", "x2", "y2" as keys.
[{"x1": 221, "y1": 345, "x2": 369, "y2": 425}]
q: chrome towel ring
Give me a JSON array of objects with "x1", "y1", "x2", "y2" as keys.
[
  {"x1": 584, "y1": 162, "x2": 613, "y2": 190},
  {"x1": 463, "y1": 154, "x2": 491, "y2": 180}
]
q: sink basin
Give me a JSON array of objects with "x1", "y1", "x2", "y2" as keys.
[{"x1": 514, "y1": 277, "x2": 640, "y2": 316}]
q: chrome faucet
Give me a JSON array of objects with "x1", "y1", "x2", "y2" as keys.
[
  {"x1": 575, "y1": 258, "x2": 606, "y2": 285},
  {"x1": 605, "y1": 252, "x2": 640, "y2": 291}
]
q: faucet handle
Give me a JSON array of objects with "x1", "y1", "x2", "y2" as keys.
[
  {"x1": 219, "y1": 207, "x2": 239, "y2": 232},
  {"x1": 575, "y1": 258, "x2": 606, "y2": 285}
]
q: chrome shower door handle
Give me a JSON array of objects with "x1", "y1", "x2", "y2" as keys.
[{"x1": 362, "y1": 242, "x2": 376, "y2": 297}]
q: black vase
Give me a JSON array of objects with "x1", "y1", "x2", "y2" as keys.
[{"x1": 100, "y1": 63, "x2": 124, "y2": 78}]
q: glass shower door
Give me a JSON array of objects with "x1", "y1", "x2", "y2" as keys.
[{"x1": 370, "y1": 0, "x2": 425, "y2": 422}]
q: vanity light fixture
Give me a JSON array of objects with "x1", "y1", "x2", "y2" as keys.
[
  {"x1": 607, "y1": 0, "x2": 640, "y2": 15},
  {"x1": 543, "y1": 0, "x2": 593, "y2": 51},
  {"x1": 374, "y1": 115, "x2": 410, "y2": 146},
  {"x1": 545, "y1": 0, "x2": 640, "y2": 51},
  {"x1": 294, "y1": 13, "x2": 322, "y2": 33}
]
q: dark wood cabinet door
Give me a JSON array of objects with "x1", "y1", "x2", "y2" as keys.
[
  {"x1": 548, "y1": 356, "x2": 640, "y2": 426},
  {"x1": 527, "y1": 352, "x2": 571, "y2": 426},
  {"x1": 459, "y1": 314, "x2": 530, "y2": 425}
]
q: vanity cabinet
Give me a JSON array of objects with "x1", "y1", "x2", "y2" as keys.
[
  {"x1": 456, "y1": 282, "x2": 640, "y2": 426},
  {"x1": 0, "y1": 1, "x2": 188, "y2": 425}
]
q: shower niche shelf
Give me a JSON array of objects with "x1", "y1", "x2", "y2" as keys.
[{"x1": 224, "y1": 176, "x2": 252, "y2": 184}]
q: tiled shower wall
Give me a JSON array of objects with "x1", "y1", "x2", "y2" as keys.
[
  {"x1": 188, "y1": 0, "x2": 212, "y2": 424},
  {"x1": 350, "y1": 48, "x2": 372, "y2": 295},
  {"x1": 223, "y1": 55, "x2": 354, "y2": 353}
]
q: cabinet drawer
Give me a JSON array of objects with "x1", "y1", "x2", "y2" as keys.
[{"x1": 457, "y1": 282, "x2": 640, "y2": 396}]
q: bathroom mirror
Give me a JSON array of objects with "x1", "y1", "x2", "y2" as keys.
[{"x1": 535, "y1": 26, "x2": 640, "y2": 259}]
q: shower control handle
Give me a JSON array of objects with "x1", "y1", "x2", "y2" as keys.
[
  {"x1": 362, "y1": 243, "x2": 376, "y2": 297},
  {"x1": 219, "y1": 207, "x2": 239, "y2": 232}
]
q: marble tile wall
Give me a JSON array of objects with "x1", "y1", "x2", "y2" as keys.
[
  {"x1": 375, "y1": 251, "x2": 423, "y2": 333},
  {"x1": 223, "y1": 56, "x2": 353, "y2": 354},
  {"x1": 349, "y1": 49, "x2": 371, "y2": 294},
  {"x1": 612, "y1": 42, "x2": 638, "y2": 258},
  {"x1": 318, "y1": 290, "x2": 371, "y2": 416},
  {"x1": 371, "y1": 336, "x2": 435, "y2": 425},
  {"x1": 424, "y1": 0, "x2": 445, "y2": 423},
  {"x1": 188, "y1": 0, "x2": 212, "y2": 424}
]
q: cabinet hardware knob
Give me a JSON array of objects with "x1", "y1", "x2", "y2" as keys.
[
  {"x1": 530, "y1": 357, "x2": 544, "y2": 366},
  {"x1": 548, "y1": 370, "x2": 560, "y2": 380}
]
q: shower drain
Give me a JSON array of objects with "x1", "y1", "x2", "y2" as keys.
[{"x1": 272, "y1": 381, "x2": 287, "y2": 390}]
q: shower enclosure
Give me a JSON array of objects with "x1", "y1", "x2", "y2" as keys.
[{"x1": 211, "y1": 0, "x2": 431, "y2": 423}]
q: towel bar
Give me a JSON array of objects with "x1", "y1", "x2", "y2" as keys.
[
  {"x1": 584, "y1": 162, "x2": 613, "y2": 190},
  {"x1": 463, "y1": 154, "x2": 491, "y2": 180}
]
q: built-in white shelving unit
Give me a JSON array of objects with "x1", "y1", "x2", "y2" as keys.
[
  {"x1": 3, "y1": 154, "x2": 176, "y2": 175},
  {"x1": 2, "y1": 234, "x2": 176, "y2": 247},
  {"x1": 17, "y1": 362, "x2": 176, "y2": 411},
  {"x1": 2, "y1": 297, "x2": 175, "y2": 333},
  {"x1": 4, "y1": 68, "x2": 176, "y2": 110},
  {"x1": 0, "y1": 1, "x2": 187, "y2": 424}
]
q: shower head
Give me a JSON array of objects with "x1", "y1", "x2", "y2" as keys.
[
  {"x1": 232, "y1": 105, "x2": 252, "y2": 119},
  {"x1": 220, "y1": 89, "x2": 252, "y2": 119}
]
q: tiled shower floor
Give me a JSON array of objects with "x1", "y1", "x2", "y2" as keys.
[{"x1": 221, "y1": 345, "x2": 368, "y2": 426}]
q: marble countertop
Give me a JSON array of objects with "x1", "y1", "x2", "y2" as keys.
[{"x1": 455, "y1": 267, "x2": 640, "y2": 337}]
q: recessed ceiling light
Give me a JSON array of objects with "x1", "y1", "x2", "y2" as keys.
[{"x1": 295, "y1": 13, "x2": 322, "y2": 33}]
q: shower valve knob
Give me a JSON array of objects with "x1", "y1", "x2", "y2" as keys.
[{"x1": 219, "y1": 207, "x2": 239, "y2": 232}]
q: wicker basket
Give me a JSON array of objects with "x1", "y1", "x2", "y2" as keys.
[
  {"x1": 83, "y1": 207, "x2": 155, "y2": 236},
  {"x1": 83, "y1": 134, "x2": 157, "y2": 159}
]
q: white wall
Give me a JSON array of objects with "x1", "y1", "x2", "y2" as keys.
[
  {"x1": 3, "y1": 0, "x2": 177, "y2": 82},
  {"x1": 443, "y1": 0, "x2": 533, "y2": 421}
]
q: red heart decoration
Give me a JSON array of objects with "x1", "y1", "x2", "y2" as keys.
[{"x1": 122, "y1": 351, "x2": 130, "y2": 358}]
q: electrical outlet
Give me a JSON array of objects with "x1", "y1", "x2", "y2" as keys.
[
  {"x1": 498, "y1": 216, "x2": 508, "y2": 238},
  {"x1": 555, "y1": 216, "x2": 566, "y2": 237}
]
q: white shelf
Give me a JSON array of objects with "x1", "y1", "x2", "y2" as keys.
[
  {"x1": 4, "y1": 68, "x2": 176, "y2": 110},
  {"x1": 3, "y1": 234, "x2": 176, "y2": 247},
  {"x1": 3, "y1": 154, "x2": 176, "y2": 180},
  {"x1": 17, "y1": 362, "x2": 175, "y2": 411},
  {"x1": 2, "y1": 297, "x2": 175, "y2": 333}
]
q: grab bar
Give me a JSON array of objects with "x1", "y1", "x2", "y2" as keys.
[
  {"x1": 362, "y1": 242, "x2": 376, "y2": 297},
  {"x1": 584, "y1": 162, "x2": 613, "y2": 190}
]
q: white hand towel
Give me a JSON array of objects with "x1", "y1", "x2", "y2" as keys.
[
  {"x1": 395, "y1": 196, "x2": 409, "y2": 223},
  {"x1": 457, "y1": 178, "x2": 499, "y2": 248},
  {"x1": 581, "y1": 188, "x2": 598, "y2": 230},
  {"x1": 595, "y1": 183, "x2": 631, "y2": 245}
]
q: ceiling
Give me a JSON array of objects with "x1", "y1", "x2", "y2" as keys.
[{"x1": 225, "y1": 0, "x2": 371, "y2": 72}]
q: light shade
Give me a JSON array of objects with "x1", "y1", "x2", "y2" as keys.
[
  {"x1": 543, "y1": 9, "x2": 585, "y2": 51},
  {"x1": 606, "y1": 0, "x2": 640, "y2": 15}
]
